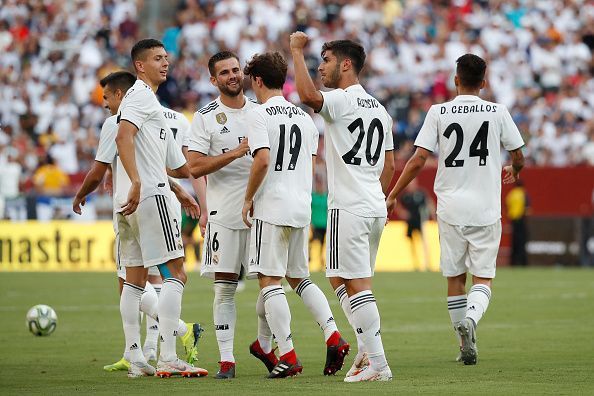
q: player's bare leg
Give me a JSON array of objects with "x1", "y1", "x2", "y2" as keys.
[
  {"x1": 258, "y1": 274, "x2": 302, "y2": 378},
  {"x1": 213, "y1": 271, "x2": 239, "y2": 379},
  {"x1": 341, "y1": 277, "x2": 392, "y2": 382},
  {"x1": 286, "y1": 276, "x2": 349, "y2": 375}
]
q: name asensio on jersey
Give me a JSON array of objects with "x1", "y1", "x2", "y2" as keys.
[
  {"x1": 357, "y1": 97, "x2": 379, "y2": 109},
  {"x1": 265, "y1": 105, "x2": 306, "y2": 118},
  {"x1": 441, "y1": 104, "x2": 498, "y2": 114}
]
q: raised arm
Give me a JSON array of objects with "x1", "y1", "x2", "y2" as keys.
[{"x1": 290, "y1": 31, "x2": 324, "y2": 111}]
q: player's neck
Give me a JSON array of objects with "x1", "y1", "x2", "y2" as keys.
[
  {"x1": 258, "y1": 89, "x2": 283, "y2": 104},
  {"x1": 138, "y1": 75, "x2": 159, "y2": 92},
  {"x1": 456, "y1": 87, "x2": 480, "y2": 96},
  {"x1": 220, "y1": 93, "x2": 246, "y2": 109},
  {"x1": 337, "y1": 75, "x2": 360, "y2": 90}
]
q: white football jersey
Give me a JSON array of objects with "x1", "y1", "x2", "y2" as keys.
[
  {"x1": 318, "y1": 84, "x2": 394, "y2": 218},
  {"x1": 187, "y1": 96, "x2": 259, "y2": 229},
  {"x1": 247, "y1": 95, "x2": 319, "y2": 227},
  {"x1": 414, "y1": 95, "x2": 525, "y2": 226},
  {"x1": 115, "y1": 80, "x2": 186, "y2": 209}
]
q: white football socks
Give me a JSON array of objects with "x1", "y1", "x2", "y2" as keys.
[
  {"x1": 295, "y1": 278, "x2": 338, "y2": 342},
  {"x1": 143, "y1": 282, "x2": 160, "y2": 352},
  {"x1": 213, "y1": 280, "x2": 238, "y2": 363},
  {"x1": 256, "y1": 289, "x2": 273, "y2": 353},
  {"x1": 261, "y1": 285, "x2": 293, "y2": 356},
  {"x1": 120, "y1": 282, "x2": 144, "y2": 362},
  {"x1": 466, "y1": 284, "x2": 491, "y2": 326},
  {"x1": 447, "y1": 295, "x2": 467, "y2": 346},
  {"x1": 349, "y1": 290, "x2": 387, "y2": 371},
  {"x1": 335, "y1": 284, "x2": 366, "y2": 356},
  {"x1": 158, "y1": 278, "x2": 184, "y2": 362}
]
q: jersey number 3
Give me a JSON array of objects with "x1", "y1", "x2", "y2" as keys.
[
  {"x1": 443, "y1": 121, "x2": 489, "y2": 167},
  {"x1": 343, "y1": 117, "x2": 384, "y2": 166}
]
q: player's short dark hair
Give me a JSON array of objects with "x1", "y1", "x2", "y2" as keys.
[
  {"x1": 208, "y1": 51, "x2": 240, "y2": 76},
  {"x1": 243, "y1": 52, "x2": 287, "y2": 89},
  {"x1": 456, "y1": 54, "x2": 487, "y2": 89},
  {"x1": 131, "y1": 38, "x2": 165, "y2": 61},
  {"x1": 321, "y1": 40, "x2": 366, "y2": 75},
  {"x1": 99, "y1": 71, "x2": 136, "y2": 93}
]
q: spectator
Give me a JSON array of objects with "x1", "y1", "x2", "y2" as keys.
[
  {"x1": 506, "y1": 179, "x2": 530, "y2": 266},
  {"x1": 32, "y1": 155, "x2": 69, "y2": 197}
]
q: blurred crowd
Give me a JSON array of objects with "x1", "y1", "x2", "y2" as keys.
[{"x1": 0, "y1": 0, "x2": 593, "y2": 219}]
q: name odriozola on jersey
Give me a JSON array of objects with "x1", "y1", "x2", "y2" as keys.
[
  {"x1": 187, "y1": 96, "x2": 259, "y2": 229},
  {"x1": 319, "y1": 84, "x2": 394, "y2": 218},
  {"x1": 115, "y1": 80, "x2": 186, "y2": 209},
  {"x1": 247, "y1": 95, "x2": 319, "y2": 227},
  {"x1": 414, "y1": 95, "x2": 525, "y2": 226}
]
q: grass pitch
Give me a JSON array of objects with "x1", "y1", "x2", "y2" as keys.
[{"x1": 0, "y1": 269, "x2": 592, "y2": 395}]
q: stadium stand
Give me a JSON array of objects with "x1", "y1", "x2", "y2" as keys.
[{"x1": 0, "y1": 0, "x2": 592, "y2": 221}]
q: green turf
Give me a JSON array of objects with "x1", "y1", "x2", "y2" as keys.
[{"x1": 0, "y1": 269, "x2": 592, "y2": 395}]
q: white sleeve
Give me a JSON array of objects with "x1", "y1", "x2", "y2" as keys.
[
  {"x1": 119, "y1": 89, "x2": 153, "y2": 130},
  {"x1": 187, "y1": 113, "x2": 211, "y2": 154},
  {"x1": 95, "y1": 118, "x2": 118, "y2": 164},
  {"x1": 318, "y1": 89, "x2": 350, "y2": 123},
  {"x1": 166, "y1": 131, "x2": 186, "y2": 169},
  {"x1": 180, "y1": 115, "x2": 191, "y2": 147},
  {"x1": 414, "y1": 105, "x2": 439, "y2": 152},
  {"x1": 310, "y1": 119, "x2": 319, "y2": 155},
  {"x1": 384, "y1": 112, "x2": 394, "y2": 151},
  {"x1": 499, "y1": 106, "x2": 525, "y2": 151},
  {"x1": 246, "y1": 110, "x2": 269, "y2": 154}
]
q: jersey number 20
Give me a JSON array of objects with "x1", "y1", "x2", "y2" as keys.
[{"x1": 342, "y1": 117, "x2": 384, "y2": 166}]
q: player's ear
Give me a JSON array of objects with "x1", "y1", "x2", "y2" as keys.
[
  {"x1": 209, "y1": 75, "x2": 217, "y2": 87},
  {"x1": 454, "y1": 75, "x2": 459, "y2": 87},
  {"x1": 134, "y1": 60, "x2": 144, "y2": 74},
  {"x1": 479, "y1": 79, "x2": 486, "y2": 90},
  {"x1": 342, "y1": 58, "x2": 352, "y2": 73},
  {"x1": 114, "y1": 88, "x2": 122, "y2": 100}
]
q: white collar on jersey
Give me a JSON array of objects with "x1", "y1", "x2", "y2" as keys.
[{"x1": 344, "y1": 84, "x2": 365, "y2": 92}]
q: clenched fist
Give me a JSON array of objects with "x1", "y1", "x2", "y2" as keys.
[{"x1": 290, "y1": 31, "x2": 309, "y2": 51}]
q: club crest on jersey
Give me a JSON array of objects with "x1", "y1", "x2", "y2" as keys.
[{"x1": 216, "y1": 112, "x2": 227, "y2": 125}]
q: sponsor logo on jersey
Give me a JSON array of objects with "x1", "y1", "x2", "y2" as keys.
[
  {"x1": 213, "y1": 254, "x2": 219, "y2": 264},
  {"x1": 216, "y1": 112, "x2": 227, "y2": 125},
  {"x1": 220, "y1": 126, "x2": 230, "y2": 134}
]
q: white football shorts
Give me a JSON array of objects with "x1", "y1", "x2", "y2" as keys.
[
  {"x1": 437, "y1": 216, "x2": 501, "y2": 278},
  {"x1": 325, "y1": 209, "x2": 385, "y2": 279},
  {"x1": 116, "y1": 194, "x2": 184, "y2": 268},
  {"x1": 200, "y1": 222, "x2": 249, "y2": 278},
  {"x1": 247, "y1": 219, "x2": 309, "y2": 279},
  {"x1": 113, "y1": 219, "x2": 160, "y2": 279}
]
